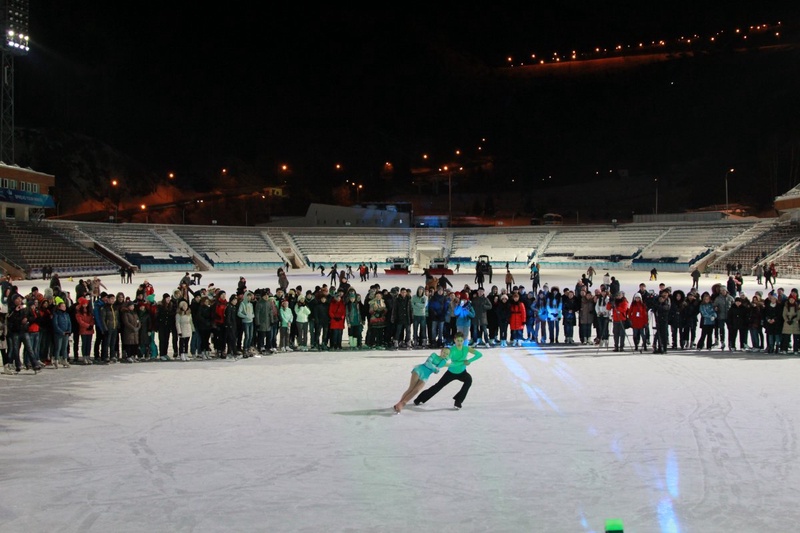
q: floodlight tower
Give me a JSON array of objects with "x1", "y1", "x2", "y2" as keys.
[{"x1": 0, "y1": 0, "x2": 30, "y2": 164}]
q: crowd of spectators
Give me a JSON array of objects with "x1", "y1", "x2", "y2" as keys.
[{"x1": 1, "y1": 263, "x2": 798, "y2": 375}]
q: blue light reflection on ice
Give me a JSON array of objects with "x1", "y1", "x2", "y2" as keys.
[
  {"x1": 665, "y1": 449, "x2": 679, "y2": 498},
  {"x1": 609, "y1": 437, "x2": 623, "y2": 460},
  {"x1": 577, "y1": 508, "x2": 597, "y2": 532},
  {"x1": 520, "y1": 382, "x2": 543, "y2": 409},
  {"x1": 530, "y1": 384, "x2": 561, "y2": 413},
  {"x1": 658, "y1": 497, "x2": 680, "y2": 533},
  {"x1": 504, "y1": 347, "x2": 685, "y2": 531},
  {"x1": 501, "y1": 354, "x2": 531, "y2": 382},
  {"x1": 502, "y1": 354, "x2": 561, "y2": 413}
]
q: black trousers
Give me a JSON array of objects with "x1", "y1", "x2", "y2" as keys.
[{"x1": 415, "y1": 370, "x2": 473, "y2": 405}]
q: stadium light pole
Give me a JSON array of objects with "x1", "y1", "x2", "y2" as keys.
[
  {"x1": 654, "y1": 178, "x2": 658, "y2": 215},
  {"x1": 1, "y1": 0, "x2": 31, "y2": 164},
  {"x1": 443, "y1": 166, "x2": 452, "y2": 227},
  {"x1": 725, "y1": 168, "x2": 734, "y2": 214}
]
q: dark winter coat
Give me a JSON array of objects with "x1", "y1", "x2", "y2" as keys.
[
  {"x1": 392, "y1": 295, "x2": 412, "y2": 326},
  {"x1": 726, "y1": 301, "x2": 748, "y2": 331}
]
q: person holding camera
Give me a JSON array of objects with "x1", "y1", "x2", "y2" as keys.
[{"x1": 606, "y1": 291, "x2": 629, "y2": 352}]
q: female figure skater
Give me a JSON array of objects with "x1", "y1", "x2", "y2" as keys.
[{"x1": 393, "y1": 347, "x2": 450, "y2": 413}]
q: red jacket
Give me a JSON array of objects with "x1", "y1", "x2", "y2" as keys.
[
  {"x1": 509, "y1": 300, "x2": 527, "y2": 331},
  {"x1": 75, "y1": 308, "x2": 96, "y2": 335},
  {"x1": 328, "y1": 297, "x2": 346, "y2": 330},
  {"x1": 213, "y1": 299, "x2": 227, "y2": 326},
  {"x1": 627, "y1": 300, "x2": 648, "y2": 329},
  {"x1": 607, "y1": 297, "x2": 629, "y2": 322}
]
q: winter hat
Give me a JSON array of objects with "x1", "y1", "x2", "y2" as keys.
[
  {"x1": 459, "y1": 292, "x2": 468, "y2": 300},
  {"x1": 78, "y1": 297, "x2": 88, "y2": 306}
]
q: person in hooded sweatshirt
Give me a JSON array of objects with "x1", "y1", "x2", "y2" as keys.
[
  {"x1": 237, "y1": 290, "x2": 255, "y2": 355},
  {"x1": 470, "y1": 287, "x2": 492, "y2": 347},
  {"x1": 410, "y1": 286, "x2": 429, "y2": 348}
]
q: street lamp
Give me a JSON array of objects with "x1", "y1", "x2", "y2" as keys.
[
  {"x1": 724, "y1": 168, "x2": 735, "y2": 214},
  {"x1": 111, "y1": 179, "x2": 119, "y2": 221},
  {"x1": 654, "y1": 178, "x2": 658, "y2": 215},
  {"x1": 140, "y1": 204, "x2": 148, "y2": 224}
]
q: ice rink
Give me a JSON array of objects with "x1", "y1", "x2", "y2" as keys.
[{"x1": 2, "y1": 266, "x2": 800, "y2": 533}]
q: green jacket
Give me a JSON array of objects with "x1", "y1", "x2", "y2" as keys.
[{"x1": 446, "y1": 344, "x2": 482, "y2": 374}]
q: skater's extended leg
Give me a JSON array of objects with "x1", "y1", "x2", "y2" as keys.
[
  {"x1": 396, "y1": 378, "x2": 427, "y2": 411},
  {"x1": 414, "y1": 371, "x2": 457, "y2": 405}
]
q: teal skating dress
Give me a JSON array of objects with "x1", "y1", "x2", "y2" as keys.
[{"x1": 413, "y1": 352, "x2": 448, "y2": 381}]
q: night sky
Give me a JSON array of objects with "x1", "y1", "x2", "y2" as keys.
[{"x1": 13, "y1": 3, "x2": 798, "y2": 195}]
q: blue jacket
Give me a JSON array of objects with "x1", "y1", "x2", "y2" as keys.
[
  {"x1": 52, "y1": 308, "x2": 72, "y2": 335},
  {"x1": 454, "y1": 300, "x2": 475, "y2": 328},
  {"x1": 428, "y1": 292, "x2": 448, "y2": 321},
  {"x1": 699, "y1": 302, "x2": 717, "y2": 327},
  {"x1": 93, "y1": 299, "x2": 107, "y2": 334}
]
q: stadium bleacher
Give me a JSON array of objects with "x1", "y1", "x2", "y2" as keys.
[{"x1": 0, "y1": 217, "x2": 794, "y2": 280}]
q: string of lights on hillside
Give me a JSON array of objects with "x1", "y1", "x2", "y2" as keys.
[{"x1": 506, "y1": 21, "x2": 784, "y2": 67}]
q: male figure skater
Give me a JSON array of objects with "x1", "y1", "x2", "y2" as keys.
[{"x1": 414, "y1": 331, "x2": 482, "y2": 409}]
